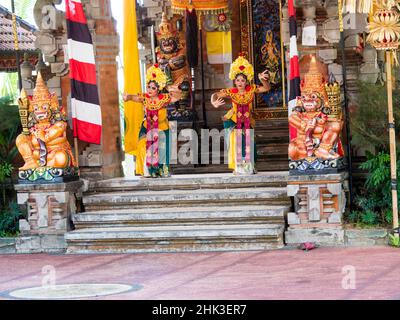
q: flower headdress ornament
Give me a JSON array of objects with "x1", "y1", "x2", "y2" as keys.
[
  {"x1": 146, "y1": 64, "x2": 168, "y2": 90},
  {"x1": 229, "y1": 53, "x2": 254, "y2": 82}
]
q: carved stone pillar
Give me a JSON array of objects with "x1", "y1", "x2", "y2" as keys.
[
  {"x1": 301, "y1": 0, "x2": 317, "y2": 46},
  {"x1": 83, "y1": 0, "x2": 123, "y2": 179},
  {"x1": 15, "y1": 180, "x2": 83, "y2": 253},
  {"x1": 359, "y1": 45, "x2": 380, "y2": 84},
  {"x1": 285, "y1": 173, "x2": 348, "y2": 245}
]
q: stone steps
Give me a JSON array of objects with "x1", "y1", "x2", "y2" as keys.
[
  {"x1": 65, "y1": 223, "x2": 285, "y2": 254},
  {"x1": 0, "y1": 238, "x2": 16, "y2": 254},
  {"x1": 171, "y1": 163, "x2": 289, "y2": 174},
  {"x1": 83, "y1": 186, "x2": 289, "y2": 211},
  {"x1": 72, "y1": 205, "x2": 289, "y2": 229},
  {"x1": 88, "y1": 172, "x2": 289, "y2": 192},
  {"x1": 66, "y1": 173, "x2": 291, "y2": 254},
  {"x1": 171, "y1": 119, "x2": 289, "y2": 174}
]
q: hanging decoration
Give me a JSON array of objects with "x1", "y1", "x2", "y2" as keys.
[
  {"x1": 171, "y1": 0, "x2": 229, "y2": 15},
  {"x1": 366, "y1": 0, "x2": 400, "y2": 240},
  {"x1": 204, "y1": 12, "x2": 232, "y2": 31},
  {"x1": 367, "y1": 5, "x2": 400, "y2": 50}
]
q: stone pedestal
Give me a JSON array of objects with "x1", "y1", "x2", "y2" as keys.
[
  {"x1": 14, "y1": 180, "x2": 83, "y2": 253},
  {"x1": 285, "y1": 172, "x2": 348, "y2": 246}
]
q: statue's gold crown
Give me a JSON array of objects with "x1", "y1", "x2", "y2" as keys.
[
  {"x1": 29, "y1": 72, "x2": 59, "y2": 112},
  {"x1": 301, "y1": 55, "x2": 328, "y2": 103},
  {"x1": 31, "y1": 72, "x2": 51, "y2": 105},
  {"x1": 157, "y1": 13, "x2": 176, "y2": 40},
  {"x1": 229, "y1": 54, "x2": 254, "y2": 81},
  {"x1": 146, "y1": 64, "x2": 168, "y2": 90}
]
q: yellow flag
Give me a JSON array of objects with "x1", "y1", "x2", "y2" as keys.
[
  {"x1": 206, "y1": 31, "x2": 232, "y2": 64},
  {"x1": 123, "y1": 0, "x2": 143, "y2": 156}
]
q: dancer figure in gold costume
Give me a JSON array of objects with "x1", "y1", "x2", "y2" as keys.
[
  {"x1": 124, "y1": 64, "x2": 181, "y2": 177},
  {"x1": 211, "y1": 54, "x2": 270, "y2": 174}
]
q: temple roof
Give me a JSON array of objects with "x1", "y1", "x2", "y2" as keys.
[{"x1": 0, "y1": 4, "x2": 37, "y2": 53}]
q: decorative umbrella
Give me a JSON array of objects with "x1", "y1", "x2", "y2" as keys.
[
  {"x1": 171, "y1": 0, "x2": 229, "y2": 129},
  {"x1": 367, "y1": 1, "x2": 400, "y2": 240}
]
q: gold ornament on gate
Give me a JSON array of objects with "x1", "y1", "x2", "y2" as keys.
[{"x1": 367, "y1": 5, "x2": 400, "y2": 50}]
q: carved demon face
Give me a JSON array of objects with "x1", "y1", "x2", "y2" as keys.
[
  {"x1": 33, "y1": 103, "x2": 51, "y2": 122},
  {"x1": 300, "y1": 92, "x2": 322, "y2": 112},
  {"x1": 160, "y1": 37, "x2": 179, "y2": 54}
]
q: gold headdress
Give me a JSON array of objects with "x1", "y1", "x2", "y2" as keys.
[
  {"x1": 229, "y1": 54, "x2": 254, "y2": 81},
  {"x1": 300, "y1": 55, "x2": 328, "y2": 104},
  {"x1": 146, "y1": 64, "x2": 168, "y2": 90},
  {"x1": 30, "y1": 72, "x2": 59, "y2": 112},
  {"x1": 156, "y1": 13, "x2": 177, "y2": 41}
]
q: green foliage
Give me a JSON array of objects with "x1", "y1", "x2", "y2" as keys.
[
  {"x1": 348, "y1": 151, "x2": 400, "y2": 227},
  {"x1": 389, "y1": 234, "x2": 400, "y2": 247},
  {"x1": 0, "y1": 162, "x2": 13, "y2": 184},
  {"x1": 0, "y1": 202, "x2": 24, "y2": 237},
  {"x1": 351, "y1": 81, "x2": 400, "y2": 151},
  {"x1": 0, "y1": 96, "x2": 21, "y2": 207},
  {"x1": 0, "y1": 96, "x2": 20, "y2": 164},
  {"x1": 0, "y1": 74, "x2": 18, "y2": 100}
]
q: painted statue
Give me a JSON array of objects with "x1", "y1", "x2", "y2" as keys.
[
  {"x1": 156, "y1": 13, "x2": 190, "y2": 120},
  {"x1": 211, "y1": 54, "x2": 270, "y2": 175},
  {"x1": 260, "y1": 30, "x2": 280, "y2": 84},
  {"x1": 16, "y1": 72, "x2": 78, "y2": 183},
  {"x1": 123, "y1": 64, "x2": 181, "y2": 178},
  {"x1": 288, "y1": 56, "x2": 344, "y2": 172}
]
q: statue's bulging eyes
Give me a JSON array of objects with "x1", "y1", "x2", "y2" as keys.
[
  {"x1": 34, "y1": 106, "x2": 38, "y2": 112},
  {"x1": 311, "y1": 94, "x2": 318, "y2": 100}
]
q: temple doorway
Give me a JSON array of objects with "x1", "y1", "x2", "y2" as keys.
[{"x1": 132, "y1": 0, "x2": 289, "y2": 175}]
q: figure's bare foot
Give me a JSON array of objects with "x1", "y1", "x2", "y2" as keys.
[
  {"x1": 314, "y1": 147, "x2": 340, "y2": 160},
  {"x1": 20, "y1": 159, "x2": 38, "y2": 170}
]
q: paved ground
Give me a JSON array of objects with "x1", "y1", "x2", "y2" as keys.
[{"x1": 0, "y1": 246, "x2": 399, "y2": 300}]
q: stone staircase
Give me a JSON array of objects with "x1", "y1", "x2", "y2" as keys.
[
  {"x1": 65, "y1": 172, "x2": 291, "y2": 254},
  {"x1": 171, "y1": 119, "x2": 289, "y2": 174}
]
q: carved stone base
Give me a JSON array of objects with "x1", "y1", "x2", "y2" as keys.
[
  {"x1": 18, "y1": 167, "x2": 79, "y2": 184},
  {"x1": 289, "y1": 157, "x2": 347, "y2": 175},
  {"x1": 14, "y1": 180, "x2": 83, "y2": 253},
  {"x1": 285, "y1": 172, "x2": 348, "y2": 246},
  {"x1": 285, "y1": 226, "x2": 345, "y2": 246}
]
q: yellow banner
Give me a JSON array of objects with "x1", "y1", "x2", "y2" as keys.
[
  {"x1": 123, "y1": 0, "x2": 143, "y2": 156},
  {"x1": 206, "y1": 31, "x2": 232, "y2": 64}
]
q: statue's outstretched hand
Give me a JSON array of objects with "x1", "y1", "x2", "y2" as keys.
[
  {"x1": 168, "y1": 85, "x2": 180, "y2": 94},
  {"x1": 258, "y1": 70, "x2": 270, "y2": 82}
]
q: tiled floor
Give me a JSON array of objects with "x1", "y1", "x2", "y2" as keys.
[{"x1": 0, "y1": 246, "x2": 399, "y2": 300}]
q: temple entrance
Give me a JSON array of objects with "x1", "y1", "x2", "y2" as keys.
[{"x1": 165, "y1": 0, "x2": 289, "y2": 174}]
